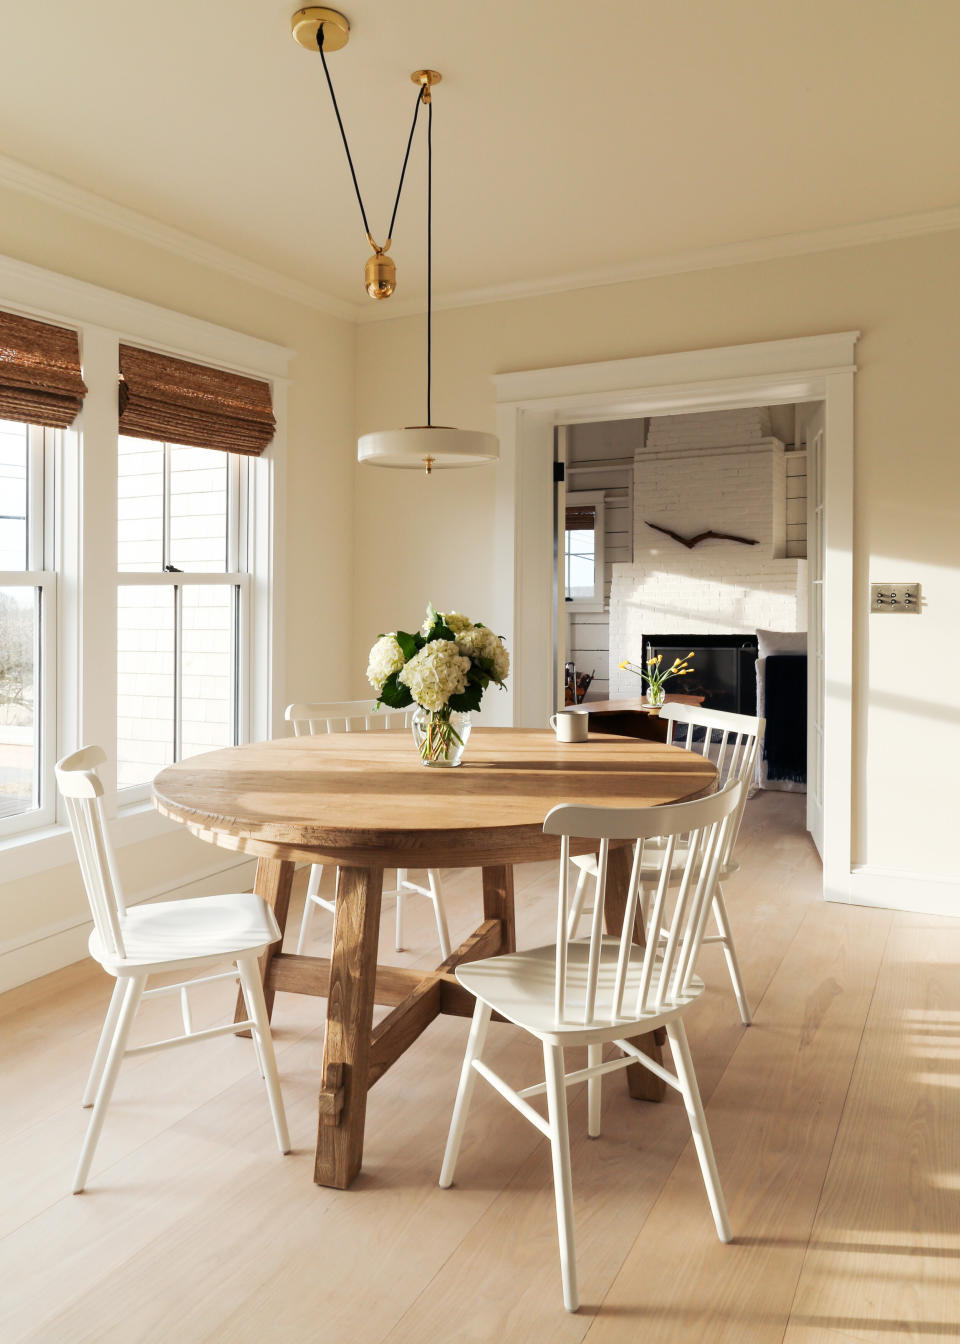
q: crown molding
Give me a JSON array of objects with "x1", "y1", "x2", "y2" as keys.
[
  {"x1": 360, "y1": 205, "x2": 960, "y2": 322},
  {"x1": 1, "y1": 150, "x2": 957, "y2": 328},
  {"x1": 0, "y1": 152, "x2": 361, "y2": 323}
]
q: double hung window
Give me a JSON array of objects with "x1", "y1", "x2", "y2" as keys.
[
  {"x1": 116, "y1": 437, "x2": 250, "y2": 795},
  {"x1": 0, "y1": 420, "x2": 56, "y2": 833}
]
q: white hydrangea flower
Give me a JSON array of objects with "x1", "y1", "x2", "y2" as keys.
[
  {"x1": 366, "y1": 634, "x2": 406, "y2": 692},
  {"x1": 399, "y1": 639, "x2": 471, "y2": 711},
  {"x1": 457, "y1": 626, "x2": 510, "y2": 683},
  {"x1": 420, "y1": 609, "x2": 474, "y2": 636}
]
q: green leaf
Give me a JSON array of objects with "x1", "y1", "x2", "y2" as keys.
[
  {"x1": 448, "y1": 681, "x2": 483, "y2": 713},
  {"x1": 395, "y1": 630, "x2": 418, "y2": 661},
  {"x1": 377, "y1": 671, "x2": 413, "y2": 709}
]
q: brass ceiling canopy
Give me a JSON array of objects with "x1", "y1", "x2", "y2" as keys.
[{"x1": 290, "y1": 7, "x2": 350, "y2": 52}]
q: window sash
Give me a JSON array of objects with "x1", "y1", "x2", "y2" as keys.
[
  {"x1": 115, "y1": 571, "x2": 250, "y2": 803},
  {"x1": 0, "y1": 570, "x2": 57, "y2": 836}
]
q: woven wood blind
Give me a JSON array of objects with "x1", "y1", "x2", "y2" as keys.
[
  {"x1": 0, "y1": 310, "x2": 87, "y2": 428},
  {"x1": 118, "y1": 345, "x2": 275, "y2": 456},
  {"x1": 566, "y1": 505, "x2": 596, "y2": 530}
]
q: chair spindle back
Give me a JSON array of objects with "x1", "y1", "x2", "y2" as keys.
[
  {"x1": 55, "y1": 746, "x2": 127, "y2": 960},
  {"x1": 285, "y1": 700, "x2": 414, "y2": 736},
  {"x1": 660, "y1": 704, "x2": 764, "y2": 865},
  {"x1": 544, "y1": 781, "x2": 742, "y2": 1028}
]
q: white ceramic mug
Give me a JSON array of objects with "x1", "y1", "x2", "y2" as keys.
[{"x1": 549, "y1": 710, "x2": 589, "y2": 743}]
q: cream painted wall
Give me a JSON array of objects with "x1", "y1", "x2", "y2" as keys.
[
  {"x1": 0, "y1": 184, "x2": 356, "y2": 987},
  {"x1": 355, "y1": 230, "x2": 960, "y2": 877}
]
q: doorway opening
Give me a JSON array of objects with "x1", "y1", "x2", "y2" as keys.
[
  {"x1": 492, "y1": 332, "x2": 856, "y2": 899},
  {"x1": 556, "y1": 400, "x2": 825, "y2": 852}
]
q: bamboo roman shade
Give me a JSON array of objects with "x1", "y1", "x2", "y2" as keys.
[
  {"x1": 0, "y1": 310, "x2": 87, "y2": 428},
  {"x1": 566, "y1": 504, "x2": 597, "y2": 530},
  {"x1": 118, "y1": 345, "x2": 276, "y2": 456}
]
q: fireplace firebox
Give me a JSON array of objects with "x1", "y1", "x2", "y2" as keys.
[{"x1": 642, "y1": 634, "x2": 758, "y2": 717}]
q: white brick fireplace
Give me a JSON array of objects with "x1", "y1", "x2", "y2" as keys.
[{"x1": 608, "y1": 408, "x2": 805, "y2": 699}]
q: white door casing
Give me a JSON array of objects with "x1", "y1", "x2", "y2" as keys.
[
  {"x1": 491, "y1": 332, "x2": 857, "y2": 904},
  {"x1": 805, "y1": 402, "x2": 826, "y2": 857}
]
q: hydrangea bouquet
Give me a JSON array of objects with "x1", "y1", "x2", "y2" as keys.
[{"x1": 366, "y1": 603, "x2": 509, "y2": 766}]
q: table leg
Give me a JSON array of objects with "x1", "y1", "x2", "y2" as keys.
[
  {"x1": 482, "y1": 864, "x2": 517, "y2": 954},
  {"x1": 234, "y1": 857, "x2": 295, "y2": 1033},
  {"x1": 314, "y1": 864, "x2": 384, "y2": 1189},
  {"x1": 603, "y1": 845, "x2": 667, "y2": 1103}
]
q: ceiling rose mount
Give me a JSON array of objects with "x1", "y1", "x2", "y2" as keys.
[
  {"x1": 291, "y1": 8, "x2": 497, "y2": 475},
  {"x1": 290, "y1": 7, "x2": 350, "y2": 53}
]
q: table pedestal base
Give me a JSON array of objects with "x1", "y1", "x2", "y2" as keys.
[{"x1": 237, "y1": 854, "x2": 665, "y2": 1188}]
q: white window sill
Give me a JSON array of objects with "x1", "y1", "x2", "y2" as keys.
[
  {"x1": 0, "y1": 799, "x2": 179, "y2": 884},
  {"x1": 565, "y1": 600, "x2": 606, "y2": 614}
]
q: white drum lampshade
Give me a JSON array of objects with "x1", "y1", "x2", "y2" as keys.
[{"x1": 358, "y1": 425, "x2": 499, "y2": 473}]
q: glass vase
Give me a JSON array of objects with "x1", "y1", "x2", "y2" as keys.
[
  {"x1": 646, "y1": 684, "x2": 665, "y2": 708},
  {"x1": 411, "y1": 708, "x2": 472, "y2": 767}
]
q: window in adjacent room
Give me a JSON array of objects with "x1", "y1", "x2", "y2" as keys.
[{"x1": 564, "y1": 491, "x2": 605, "y2": 611}]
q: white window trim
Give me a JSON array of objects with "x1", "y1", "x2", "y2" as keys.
[
  {"x1": 563, "y1": 489, "x2": 606, "y2": 613},
  {"x1": 0, "y1": 251, "x2": 291, "y2": 876}
]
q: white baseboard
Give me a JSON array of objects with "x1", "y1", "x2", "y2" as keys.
[
  {"x1": 0, "y1": 857, "x2": 258, "y2": 994},
  {"x1": 847, "y1": 865, "x2": 960, "y2": 919}
]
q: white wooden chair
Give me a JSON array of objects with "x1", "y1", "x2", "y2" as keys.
[
  {"x1": 567, "y1": 704, "x2": 764, "y2": 1025},
  {"x1": 286, "y1": 702, "x2": 452, "y2": 958},
  {"x1": 439, "y1": 780, "x2": 742, "y2": 1312},
  {"x1": 56, "y1": 746, "x2": 290, "y2": 1193}
]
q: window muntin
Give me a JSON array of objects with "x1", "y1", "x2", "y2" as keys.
[
  {"x1": 116, "y1": 437, "x2": 247, "y2": 795},
  {"x1": 0, "y1": 423, "x2": 56, "y2": 834}
]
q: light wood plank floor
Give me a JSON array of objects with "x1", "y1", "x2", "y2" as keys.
[{"x1": 2, "y1": 792, "x2": 959, "y2": 1342}]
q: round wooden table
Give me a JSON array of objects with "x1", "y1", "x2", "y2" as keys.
[{"x1": 154, "y1": 728, "x2": 716, "y2": 1188}]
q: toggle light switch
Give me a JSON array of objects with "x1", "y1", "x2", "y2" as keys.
[{"x1": 870, "y1": 582, "x2": 920, "y2": 613}]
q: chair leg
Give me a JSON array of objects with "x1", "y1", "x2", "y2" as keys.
[
  {"x1": 427, "y1": 869, "x2": 452, "y2": 960},
  {"x1": 296, "y1": 865, "x2": 323, "y2": 954},
  {"x1": 566, "y1": 868, "x2": 590, "y2": 940},
  {"x1": 179, "y1": 985, "x2": 193, "y2": 1035},
  {"x1": 237, "y1": 955, "x2": 291, "y2": 1156},
  {"x1": 395, "y1": 869, "x2": 407, "y2": 952},
  {"x1": 712, "y1": 885, "x2": 751, "y2": 1025},
  {"x1": 587, "y1": 1043, "x2": 602, "y2": 1138},
  {"x1": 81, "y1": 978, "x2": 126, "y2": 1108},
  {"x1": 439, "y1": 999, "x2": 492, "y2": 1189},
  {"x1": 73, "y1": 974, "x2": 146, "y2": 1193},
  {"x1": 665, "y1": 1018, "x2": 732, "y2": 1243},
  {"x1": 544, "y1": 1042, "x2": 579, "y2": 1312}
]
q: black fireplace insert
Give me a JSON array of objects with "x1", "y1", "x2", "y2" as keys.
[{"x1": 642, "y1": 633, "x2": 758, "y2": 717}]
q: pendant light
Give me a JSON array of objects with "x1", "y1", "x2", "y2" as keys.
[{"x1": 292, "y1": 7, "x2": 498, "y2": 474}]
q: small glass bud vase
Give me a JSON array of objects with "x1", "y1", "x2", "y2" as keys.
[
  {"x1": 411, "y1": 708, "x2": 472, "y2": 767},
  {"x1": 646, "y1": 684, "x2": 665, "y2": 708}
]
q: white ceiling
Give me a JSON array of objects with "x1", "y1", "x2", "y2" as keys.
[{"x1": 0, "y1": 0, "x2": 958, "y2": 310}]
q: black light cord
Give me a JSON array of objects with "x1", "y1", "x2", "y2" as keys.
[
  {"x1": 387, "y1": 87, "x2": 427, "y2": 243},
  {"x1": 317, "y1": 27, "x2": 424, "y2": 251},
  {"x1": 427, "y1": 96, "x2": 433, "y2": 426},
  {"x1": 316, "y1": 29, "x2": 370, "y2": 238}
]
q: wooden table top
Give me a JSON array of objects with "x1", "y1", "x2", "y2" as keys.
[{"x1": 153, "y1": 728, "x2": 717, "y2": 869}]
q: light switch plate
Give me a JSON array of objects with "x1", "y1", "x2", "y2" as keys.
[{"x1": 870, "y1": 582, "x2": 920, "y2": 613}]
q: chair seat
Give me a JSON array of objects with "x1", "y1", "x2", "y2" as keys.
[
  {"x1": 571, "y1": 847, "x2": 739, "y2": 882},
  {"x1": 456, "y1": 937, "x2": 704, "y2": 1045},
  {"x1": 89, "y1": 891, "x2": 280, "y2": 973}
]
